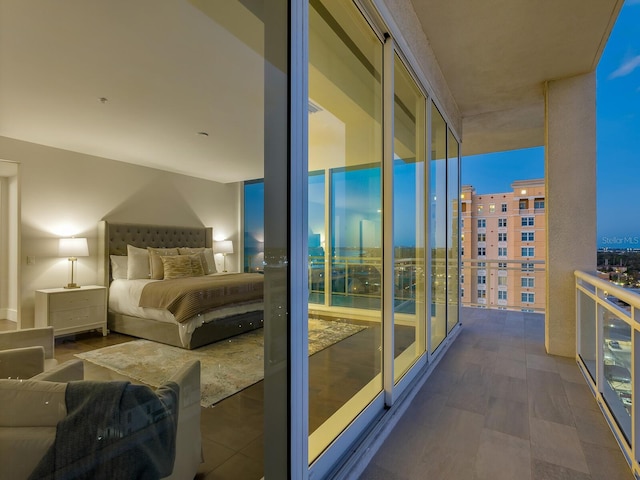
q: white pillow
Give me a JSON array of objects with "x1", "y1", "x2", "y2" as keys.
[
  {"x1": 127, "y1": 245, "x2": 150, "y2": 279},
  {"x1": 110, "y1": 255, "x2": 128, "y2": 280},
  {"x1": 178, "y1": 247, "x2": 217, "y2": 274}
]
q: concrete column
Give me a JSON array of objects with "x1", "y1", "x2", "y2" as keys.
[{"x1": 545, "y1": 72, "x2": 597, "y2": 357}]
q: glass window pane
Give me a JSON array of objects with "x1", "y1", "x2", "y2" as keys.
[
  {"x1": 393, "y1": 54, "x2": 426, "y2": 381},
  {"x1": 244, "y1": 180, "x2": 265, "y2": 273},
  {"x1": 430, "y1": 103, "x2": 447, "y2": 351},
  {"x1": 447, "y1": 129, "x2": 459, "y2": 333},
  {"x1": 309, "y1": 171, "x2": 326, "y2": 304},
  {"x1": 308, "y1": 0, "x2": 383, "y2": 462},
  {"x1": 601, "y1": 307, "x2": 632, "y2": 442}
]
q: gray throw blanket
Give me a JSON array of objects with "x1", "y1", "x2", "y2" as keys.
[{"x1": 29, "y1": 380, "x2": 179, "y2": 480}]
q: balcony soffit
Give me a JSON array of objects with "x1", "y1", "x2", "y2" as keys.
[{"x1": 408, "y1": 0, "x2": 624, "y2": 156}]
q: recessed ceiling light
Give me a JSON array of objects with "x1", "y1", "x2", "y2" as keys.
[{"x1": 197, "y1": 131, "x2": 209, "y2": 137}]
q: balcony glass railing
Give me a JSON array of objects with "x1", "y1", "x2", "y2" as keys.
[
  {"x1": 575, "y1": 271, "x2": 639, "y2": 474},
  {"x1": 308, "y1": 255, "x2": 420, "y2": 311},
  {"x1": 460, "y1": 258, "x2": 546, "y2": 313}
]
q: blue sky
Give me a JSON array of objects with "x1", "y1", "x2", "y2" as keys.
[{"x1": 462, "y1": 0, "x2": 640, "y2": 249}]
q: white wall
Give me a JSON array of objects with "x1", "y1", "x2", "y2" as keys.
[{"x1": 0, "y1": 136, "x2": 241, "y2": 327}]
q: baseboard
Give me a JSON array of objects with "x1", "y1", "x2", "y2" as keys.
[{"x1": 0, "y1": 308, "x2": 17, "y2": 322}]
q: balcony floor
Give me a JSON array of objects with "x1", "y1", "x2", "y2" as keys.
[{"x1": 359, "y1": 307, "x2": 633, "y2": 480}]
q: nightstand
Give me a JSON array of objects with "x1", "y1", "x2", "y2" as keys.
[{"x1": 35, "y1": 285, "x2": 108, "y2": 337}]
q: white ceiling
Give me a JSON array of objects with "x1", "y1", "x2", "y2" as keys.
[
  {"x1": 410, "y1": 0, "x2": 624, "y2": 156},
  {"x1": 0, "y1": 0, "x2": 625, "y2": 178},
  {"x1": 0, "y1": 0, "x2": 265, "y2": 184}
]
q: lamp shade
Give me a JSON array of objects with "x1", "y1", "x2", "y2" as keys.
[
  {"x1": 59, "y1": 237, "x2": 89, "y2": 257},
  {"x1": 214, "y1": 240, "x2": 234, "y2": 254}
]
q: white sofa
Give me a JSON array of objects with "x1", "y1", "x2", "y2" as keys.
[
  {"x1": 0, "y1": 359, "x2": 202, "y2": 479},
  {"x1": 0, "y1": 327, "x2": 58, "y2": 379}
]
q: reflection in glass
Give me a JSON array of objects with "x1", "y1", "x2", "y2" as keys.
[
  {"x1": 393, "y1": 55, "x2": 426, "y2": 381},
  {"x1": 578, "y1": 290, "x2": 596, "y2": 381},
  {"x1": 244, "y1": 180, "x2": 265, "y2": 273},
  {"x1": 447, "y1": 129, "x2": 459, "y2": 333},
  {"x1": 601, "y1": 308, "x2": 632, "y2": 442},
  {"x1": 331, "y1": 166, "x2": 381, "y2": 309},
  {"x1": 430, "y1": 103, "x2": 447, "y2": 351},
  {"x1": 308, "y1": 171, "x2": 326, "y2": 304},
  {"x1": 308, "y1": 0, "x2": 383, "y2": 462}
]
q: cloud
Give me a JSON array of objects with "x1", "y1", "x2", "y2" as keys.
[{"x1": 609, "y1": 55, "x2": 640, "y2": 79}]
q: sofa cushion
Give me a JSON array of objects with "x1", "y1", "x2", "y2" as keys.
[
  {"x1": 0, "y1": 427, "x2": 57, "y2": 480},
  {"x1": 0, "y1": 379, "x2": 67, "y2": 427}
]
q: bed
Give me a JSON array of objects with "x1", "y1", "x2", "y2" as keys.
[{"x1": 98, "y1": 221, "x2": 264, "y2": 349}]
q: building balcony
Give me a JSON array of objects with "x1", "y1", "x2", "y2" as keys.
[{"x1": 357, "y1": 306, "x2": 633, "y2": 479}]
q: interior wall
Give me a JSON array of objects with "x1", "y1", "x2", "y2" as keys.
[{"x1": 0, "y1": 136, "x2": 241, "y2": 327}]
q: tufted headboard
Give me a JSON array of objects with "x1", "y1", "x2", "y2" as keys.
[{"x1": 98, "y1": 221, "x2": 213, "y2": 285}]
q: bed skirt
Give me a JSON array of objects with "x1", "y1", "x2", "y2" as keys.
[{"x1": 107, "y1": 310, "x2": 264, "y2": 350}]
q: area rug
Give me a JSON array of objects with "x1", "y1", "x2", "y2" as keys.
[{"x1": 76, "y1": 318, "x2": 365, "y2": 407}]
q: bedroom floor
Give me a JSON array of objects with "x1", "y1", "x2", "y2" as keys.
[{"x1": 1, "y1": 318, "x2": 413, "y2": 479}]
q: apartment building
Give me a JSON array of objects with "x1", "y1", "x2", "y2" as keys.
[{"x1": 461, "y1": 179, "x2": 546, "y2": 312}]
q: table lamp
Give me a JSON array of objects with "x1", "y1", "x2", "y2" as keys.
[
  {"x1": 59, "y1": 237, "x2": 89, "y2": 288},
  {"x1": 214, "y1": 240, "x2": 234, "y2": 272}
]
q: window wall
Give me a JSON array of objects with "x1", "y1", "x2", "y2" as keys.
[
  {"x1": 308, "y1": 0, "x2": 383, "y2": 460},
  {"x1": 430, "y1": 104, "x2": 448, "y2": 350},
  {"x1": 241, "y1": 0, "x2": 461, "y2": 475},
  {"x1": 393, "y1": 54, "x2": 426, "y2": 381}
]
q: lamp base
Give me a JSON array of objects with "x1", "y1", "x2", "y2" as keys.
[{"x1": 64, "y1": 283, "x2": 81, "y2": 289}]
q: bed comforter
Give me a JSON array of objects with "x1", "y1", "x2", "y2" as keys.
[{"x1": 137, "y1": 273, "x2": 264, "y2": 323}]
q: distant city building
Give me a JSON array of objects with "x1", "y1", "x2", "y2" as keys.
[{"x1": 461, "y1": 179, "x2": 546, "y2": 312}]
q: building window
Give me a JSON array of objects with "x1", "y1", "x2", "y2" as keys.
[
  {"x1": 478, "y1": 233, "x2": 486, "y2": 242},
  {"x1": 498, "y1": 262, "x2": 507, "y2": 269},
  {"x1": 461, "y1": 246, "x2": 465, "y2": 256},
  {"x1": 489, "y1": 203, "x2": 495, "y2": 213},
  {"x1": 478, "y1": 289, "x2": 486, "y2": 298},
  {"x1": 521, "y1": 216, "x2": 534, "y2": 226},
  {"x1": 478, "y1": 205, "x2": 484, "y2": 213},
  {"x1": 477, "y1": 262, "x2": 486, "y2": 268},
  {"x1": 521, "y1": 277, "x2": 535, "y2": 288},
  {"x1": 461, "y1": 288, "x2": 464, "y2": 298},
  {"x1": 519, "y1": 200, "x2": 527, "y2": 210},
  {"x1": 498, "y1": 276, "x2": 507, "y2": 286},
  {"x1": 478, "y1": 219, "x2": 486, "y2": 228},
  {"x1": 478, "y1": 275, "x2": 486, "y2": 284},
  {"x1": 534, "y1": 199, "x2": 545, "y2": 209},
  {"x1": 501, "y1": 203, "x2": 507, "y2": 212},
  {"x1": 498, "y1": 247, "x2": 507, "y2": 257},
  {"x1": 461, "y1": 274, "x2": 465, "y2": 284},
  {"x1": 478, "y1": 247, "x2": 486, "y2": 256},
  {"x1": 521, "y1": 262, "x2": 534, "y2": 272},
  {"x1": 521, "y1": 247, "x2": 534, "y2": 257},
  {"x1": 461, "y1": 218, "x2": 464, "y2": 227},
  {"x1": 521, "y1": 293, "x2": 535, "y2": 303},
  {"x1": 498, "y1": 233, "x2": 507, "y2": 242},
  {"x1": 498, "y1": 290, "x2": 507, "y2": 300},
  {"x1": 521, "y1": 232, "x2": 534, "y2": 242},
  {"x1": 498, "y1": 218, "x2": 507, "y2": 227}
]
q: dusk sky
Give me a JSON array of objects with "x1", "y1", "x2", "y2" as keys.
[{"x1": 462, "y1": 0, "x2": 640, "y2": 249}]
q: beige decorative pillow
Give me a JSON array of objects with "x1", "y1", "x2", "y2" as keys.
[
  {"x1": 178, "y1": 247, "x2": 216, "y2": 274},
  {"x1": 148, "y1": 247, "x2": 179, "y2": 280},
  {"x1": 189, "y1": 254, "x2": 205, "y2": 277},
  {"x1": 127, "y1": 245, "x2": 150, "y2": 279},
  {"x1": 161, "y1": 255, "x2": 195, "y2": 280}
]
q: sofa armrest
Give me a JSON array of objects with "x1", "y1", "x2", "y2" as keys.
[
  {"x1": 0, "y1": 327, "x2": 55, "y2": 360},
  {"x1": 163, "y1": 360, "x2": 202, "y2": 480},
  {"x1": 0, "y1": 346, "x2": 45, "y2": 379},
  {"x1": 32, "y1": 359, "x2": 84, "y2": 382}
]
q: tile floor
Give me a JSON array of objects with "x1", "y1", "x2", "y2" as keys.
[{"x1": 358, "y1": 307, "x2": 633, "y2": 480}]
